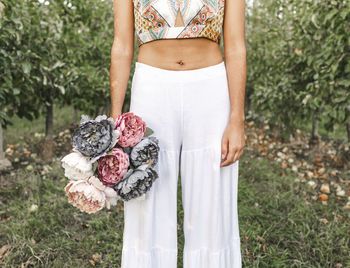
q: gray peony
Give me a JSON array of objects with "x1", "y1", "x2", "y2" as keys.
[
  {"x1": 130, "y1": 136, "x2": 160, "y2": 168},
  {"x1": 113, "y1": 164, "x2": 159, "y2": 201},
  {"x1": 72, "y1": 114, "x2": 120, "y2": 163}
]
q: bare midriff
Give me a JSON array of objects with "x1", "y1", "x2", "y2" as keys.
[{"x1": 136, "y1": 37, "x2": 224, "y2": 71}]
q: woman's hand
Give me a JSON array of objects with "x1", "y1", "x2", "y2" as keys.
[{"x1": 220, "y1": 118, "x2": 245, "y2": 167}]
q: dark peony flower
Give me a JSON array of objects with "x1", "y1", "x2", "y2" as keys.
[
  {"x1": 71, "y1": 114, "x2": 120, "y2": 163},
  {"x1": 130, "y1": 136, "x2": 160, "y2": 168},
  {"x1": 113, "y1": 164, "x2": 159, "y2": 201}
]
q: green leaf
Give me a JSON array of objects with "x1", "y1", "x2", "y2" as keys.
[
  {"x1": 324, "y1": 8, "x2": 338, "y2": 23},
  {"x1": 22, "y1": 62, "x2": 31, "y2": 74},
  {"x1": 145, "y1": 127, "x2": 154, "y2": 137},
  {"x1": 338, "y1": 79, "x2": 350, "y2": 87},
  {"x1": 13, "y1": 88, "x2": 20, "y2": 95},
  {"x1": 49, "y1": 61, "x2": 65, "y2": 71},
  {"x1": 54, "y1": 84, "x2": 65, "y2": 95}
]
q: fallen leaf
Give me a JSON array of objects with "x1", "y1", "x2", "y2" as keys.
[
  {"x1": 244, "y1": 235, "x2": 249, "y2": 244},
  {"x1": 336, "y1": 189, "x2": 345, "y2": 197},
  {"x1": 0, "y1": 244, "x2": 11, "y2": 258},
  {"x1": 92, "y1": 253, "x2": 100, "y2": 262},
  {"x1": 319, "y1": 218, "x2": 328, "y2": 224},
  {"x1": 308, "y1": 180, "x2": 317, "y2": 189},
  {"x1": 256, "y1": 235, "x2": 265, "y2": 243},
  {"x1": 282, "y1": 161, "x2": 288, "y2": 168},
  {"x1": 320, "y1": 183, "x2": 330, "y2": 194},
  {"x1": 314, "y1": 157, "x2": 322, "y2": 164},
  {"x1": 317, "y1": 167, "x2": 326, "y2": 174},
  {"x1": 306, "y1": 171, "x2": 314, "y2": 178},
  {"x1": 318, "y1": 194, "x2": 328, "y2": 201}
]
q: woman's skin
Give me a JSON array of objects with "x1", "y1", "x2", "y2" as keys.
[{"x1": 110, "y1": 0, "x2": 246, "y2": 167}]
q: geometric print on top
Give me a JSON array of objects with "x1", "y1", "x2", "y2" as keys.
[{"x1": 133, "y1": 0, "x2": 225, "y2": 47}]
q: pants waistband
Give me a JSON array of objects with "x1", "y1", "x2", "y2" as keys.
[{"x1": 134, "y1": 61, "x2": 226, "y2": 83}]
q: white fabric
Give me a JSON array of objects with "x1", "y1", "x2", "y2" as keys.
[{"x1": 122, "y1": 61, "x2": 242, "y2": 268}]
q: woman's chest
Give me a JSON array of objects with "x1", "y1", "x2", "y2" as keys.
[{"x1": 133, "y1": 0, "x2": 225, "y2": 28}]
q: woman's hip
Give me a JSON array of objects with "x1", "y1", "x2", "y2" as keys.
[{"x1": 130, "y1": 60, "x2": 229, "y2": 105}]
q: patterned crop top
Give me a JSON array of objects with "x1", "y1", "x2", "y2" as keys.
[{"x1": 133, "y1": 0, "x2": 225, "y2": 47}]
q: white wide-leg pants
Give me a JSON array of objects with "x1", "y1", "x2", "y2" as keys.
[{"x1": 121, "y1": 61, "x2": 242, "y2": 268}]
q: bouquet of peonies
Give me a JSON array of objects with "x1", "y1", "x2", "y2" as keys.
[{"x1": 61, "y1": 112, "x2": 160, "y2": 214}]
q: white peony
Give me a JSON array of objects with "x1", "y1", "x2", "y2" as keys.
[
  {"x1": 104, "y1": 186, "x2": 121, "y2": 209},
  {"x1": 61, "y1": 151, "x2": 94, "y2": 181},
  {"x1": 87, "y1": 176, "x2": 121, "y2": 209},
  {"x1": 88, "y1": 175, "x2": 106, "y2": 191},
  {"x1": 64, "y1": 178, "x2": 106, "y2": 214}
]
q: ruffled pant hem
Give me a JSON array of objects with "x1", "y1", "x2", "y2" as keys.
[
  {"x1": 121, "y1": 247, "x2": 178, "y2": 268},
  {"x1": 121, "y1": 238, "x2": 242, "y2": 268},
  {"x1": 183, "y1": 238, "x2": 242, "y2": 268}
]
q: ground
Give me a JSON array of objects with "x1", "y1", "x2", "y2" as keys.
[{"x1": 0, "y1": 106, "x2": 349, "y2": 267}]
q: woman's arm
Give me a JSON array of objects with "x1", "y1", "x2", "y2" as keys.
[
  {"x1": 109, "y1": 0, "x2": 135, "y2": 121},
  {"x1": 220, "y1": 0, "x2": 246, "y2": 167}
]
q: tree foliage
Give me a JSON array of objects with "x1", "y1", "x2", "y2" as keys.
[
  {"x1": 0, "y1": 0, "x2": 114, "y2": 131},
  {"x1": 246, "y1": 0, "x2": 349, "y2": 139}
]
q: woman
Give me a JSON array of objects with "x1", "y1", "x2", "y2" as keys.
[{"x1": 109, "y1": 0, "x2": 246, "y2": 267}]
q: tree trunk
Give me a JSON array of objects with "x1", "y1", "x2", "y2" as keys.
[
  {"x1": 37, "y1": 100, "x2": 56, "y2": 162},
  {"x1": 105, "y1": 98, "x2": 111, "y2": 117},
  {"x1": 95, "y1": 105, "x2": 100, "y2": 118},
  {"x1": 312, "y1": 118, "x2": 319, "y2": 140},
  {"x1": 0, "y1": 125, "x2": 4, "y2": 159},
  {"x1": 0, "y1": 125, "x2": 12, "y2": 170},
  {"x1": 45, "y1": 101, "x2": 54, "y2": 139},
  {"x1": 346, "y1": 105, "x2": 350, "y2": 142},
  {"x1": 73, "y1": 107, "x2": 79, "y2": 124},
  {"x1": 309, "y1": 115, "x2": 321, "y2": 146}
]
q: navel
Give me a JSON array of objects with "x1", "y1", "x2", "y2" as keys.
[{"x1": 176, "y1": 59, "x2": 185, "y2": 66}]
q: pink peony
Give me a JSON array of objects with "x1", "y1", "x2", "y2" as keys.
[
  {"x1": 64, "y1": 176, "x2": 106, "y2": 214},
  {"x1": 97, "y1": 147, "x2": 130, "y2": 187},
  {"x1": 114, "y1": 112, "x2": 146, "y2": 147}
]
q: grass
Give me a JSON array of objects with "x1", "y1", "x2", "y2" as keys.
[
  {"x1": 3, "y1": 104, "x2": 80, "y2": 146},
  {"x1": 237, "y1": 157, "x2": 349, "y2": 267},
  {"x1": 1, "y1": 106, "x2": 349, "y2": 267}
]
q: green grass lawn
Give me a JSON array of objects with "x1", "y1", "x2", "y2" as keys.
[{"x1": 1, "y1": 106, "x2": 349, "y2": 267}]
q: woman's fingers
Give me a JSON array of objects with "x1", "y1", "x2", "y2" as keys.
[
  {"x1": 220, "y1": 128, "x2": 245, "y2": 167},
  {"x1": 220, "y1": 144, "x2": 237, "y2": 167},
  {"x1": 221, "y1": 135, "x2": 229, "y2": 162},
  {"x1": 232, "y1": 149, "x2": 240, "y2": 163},
  {"x1": 233, "y1": 147, "x2": 244, "y2": 163},
  {"x1": 221, "y1": 142, "x2": 245, "y2": 167}
]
